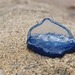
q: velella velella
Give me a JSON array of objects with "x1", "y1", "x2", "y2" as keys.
[{"x1": 27, "y1": 18, "x2": 75, "y2": 58}]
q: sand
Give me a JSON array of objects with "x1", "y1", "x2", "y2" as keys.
[
  {"x1": 33, "y1": 0, "x2": 75, "y2": 7},
  {"x1": 0, "y1": 0, "x2": 75, "y2": 75}
]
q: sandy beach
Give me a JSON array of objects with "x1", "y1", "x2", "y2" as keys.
[{"x1": 0, "y1": 0, "x2": 75, "y2": 75}]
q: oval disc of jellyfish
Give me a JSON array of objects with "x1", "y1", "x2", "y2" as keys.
[{"x1": 27, "y1": 18, "x2": 75, "y2": 58}]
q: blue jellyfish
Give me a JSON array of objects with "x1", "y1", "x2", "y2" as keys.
[{"x1": 27, "y1": 18, "x2": 75, "y2": 58}]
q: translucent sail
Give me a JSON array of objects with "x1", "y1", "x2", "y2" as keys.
[{"x1": 31, "y1": 19, "x2": 68, "y2": 36}]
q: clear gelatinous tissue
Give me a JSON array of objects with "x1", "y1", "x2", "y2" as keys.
[{"x1": 27, "y1": 18, "x2": 75, "y2": 58}]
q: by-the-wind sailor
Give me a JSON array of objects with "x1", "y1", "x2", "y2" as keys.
[{"x1": 27, "y1": 18, "x2": 75, "y2": 58}]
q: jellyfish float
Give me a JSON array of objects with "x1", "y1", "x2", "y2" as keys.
[{"x1": 27, "y1": 18, "x2": 75, "y2": 58}]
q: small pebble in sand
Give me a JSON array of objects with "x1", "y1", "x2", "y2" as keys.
[
  {"x1": 0, "y1": 68, "x2": 5, "y2": 75},
  {"x1": 68, "y1": 5, "x2": 75, "y2": 10}
]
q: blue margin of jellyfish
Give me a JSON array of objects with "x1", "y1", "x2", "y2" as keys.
[{"x1": 27, "y1": 18, "x2": 75, "y2": 58}]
